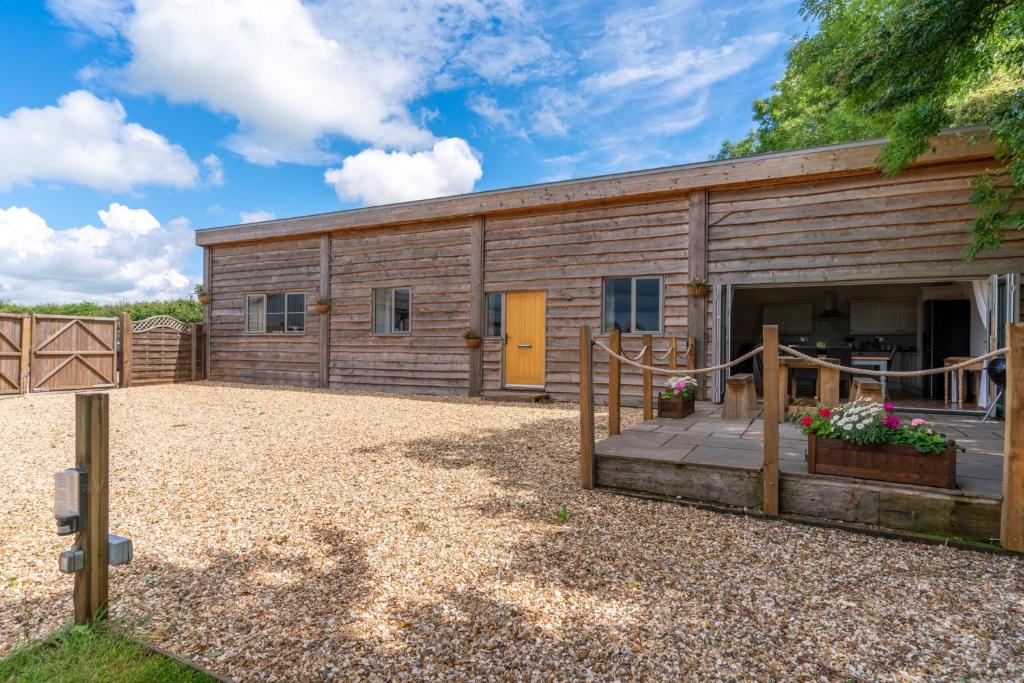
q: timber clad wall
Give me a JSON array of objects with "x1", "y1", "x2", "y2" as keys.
[
  {"x1": 329, "y1": 221, "x2": 472, "y2": 395},
  {"x1": 209, "y1": 237, "x2": 321, "y2": 386},
  {"x1": 484, "y1": 198, "x2": 689, "y2": 403},
  {"x1": 707, "y1": 160, "x2": 1024, "y2": 283}
]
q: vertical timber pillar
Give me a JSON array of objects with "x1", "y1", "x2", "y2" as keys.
[
  {"x1": 468, "y1": 217, "x2": 485, "y2": 397},
  {"x1": 608, "y1": 328, "x2": 621, "y2": 436},
  {"x1": 762, "y1": 325, "x2": 780, "y2": 517},
  {"x1": 74, "y1": 392, "x2": 109, "y2": 624},
  {"x1": 19, "y1": 316, "x2": 30, "y2": 394},
  {"x1": 119, "y1": 313, "x2": 132, "y2": 388},
  {"x1": 190, "y1": 324, "x2": 198, "y2": 381},
  {"x1": 579, "y1": 326, "x2": 595, "y2": 489},
  {"x1": 642, "y1": 334, "x2": 653, "y2": 421},
  {"x1": 319, "y1": 234, "x2": 331, "y2": 389},
  {"x1": 688, "y1": 188, "x2": 709, "y2": 399},
  {"x1": 1002, "y1": 323, "x2": 1024, "y2": 551},
  {"x1": 202, "y1": 247, "x2": 212, "y2": 381}
]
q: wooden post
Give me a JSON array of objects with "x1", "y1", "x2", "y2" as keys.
[
  {"x1": 74, "y1": 392, "x2": 109, "y2": 624},
  {"x1": 190, "y1": 325, "x2": 198, "y2": 381},
  {"x1": 468, "y1": 217, "x2": 484, "y2": 397},
  {"x1": 668, "y1": 337, "x2": 678, "y2": 372},
  {"x1": 19, "y1": 316, "x2": 30, "y2": 394},
  {"x1": 687, "y1": 336, "x2": 697, "y2": 370},
  {"x1": 202, "y1": 247, "x2": 212, "y2": 380},
  {"x1": 319, "y1": 234, "x2": 331, "y2": 389},
  {"x1": 608, "y1": 328, "x2": 621, "y2": 436},
  {"x1": 688, "y1": 189, "x2": 709, "y2": 398},
  {"x1": 1001, "y1": 323, "x2": 1024, "y2": 551},
  {"x1": 579, "y1": 326, "x2": 595, "y2": 489},
  {"x1": 762, "y1": 325, "x2": 780, "y2": 517},
  {"x1": 642, "y1": 334, "x2": 653, "y2": 421},
  {"x1": 119, "y1": 313, "x2": 132, "y2": 388}
]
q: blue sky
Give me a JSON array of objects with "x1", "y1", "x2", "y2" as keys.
[{"x1": 0, "y1": 0, "x2": 807, "y2": 303}]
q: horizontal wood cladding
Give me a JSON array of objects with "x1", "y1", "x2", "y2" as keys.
[
  {"x1": 130, "y1": 328, "x2": 194, "y2": 385},
  {"x1": 484, "y1": 197, "x2": 690, "y2": 402},
  {"x1": 707, "y1": 160, "x2": 1024, "y2": 283},
  {"x1": 329, "y1": 221, "x2": 472, "y2": 395},
  {"x1": 208, "y1": 238, "x2": 321, "y2": 386}
]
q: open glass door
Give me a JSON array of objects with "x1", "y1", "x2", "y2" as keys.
[
  {"x1": 990, "y1": 273, "x2": 1020, "y2": 417},
  {"x1": 710, "y1": 283, "x2": 732, "y2": 404}
]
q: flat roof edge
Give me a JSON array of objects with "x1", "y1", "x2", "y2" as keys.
[{"x1": 196, "y1": 126, "x2": 993, "y2": 247}]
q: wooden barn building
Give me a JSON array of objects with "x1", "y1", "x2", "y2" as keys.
[{"x1": 195, "y1": 128, "x2": 1023, "y2": 408}]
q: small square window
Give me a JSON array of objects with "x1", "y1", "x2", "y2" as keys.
[
  {"x1": 245, "y1": 292, "x2": 304, "y2": 333},
  {"x1": 602, "y1": 277, "x2": 663, "y2": 334},
  {"x1": 373, "y1": 287, "x2": 411, "y2": 334}
]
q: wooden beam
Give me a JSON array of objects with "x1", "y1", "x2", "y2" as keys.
[
  {"x1": 1002, "y1": 323, "x2": 1024, "y2": 551},
  {"x1": 762, "y1": 325, "x2": 780, "y2": 516},
  {"x1": 688, "y1": 188, "x2": 708, "y2": 399},
  {"x1": 74, "y1": 392, "x2": 109, "y2": 624},
  {"x1": 642, "y1": 334, "x2": 653, "y2": 421},
  {"x1": 608, "y1": 328, "x2": 621, "y2": 436},
  {"x1": 19, "y1": 316, "x2": 30, "y2": 394},
  {"x1": 195, "y1": 128, "x2": 992, "y2": 247},
  {"x1": 202, "y1": 247, "x2": 211, "y2": 380},
  {"x1": 190, "y1": 324, "x2": 198, "y2": 382},
  {"x1": 579, "y1": 326, "x2": 595, "y2": 489},
  {"x1": 319, "y1": 234, "x2": 331, "y2": 389},
  {"x1": 119, "y1": 313, "x2": 132, "y2": 388},
  {"x1": 468, "y1": 217, "x2": 484, "y2": 397}
]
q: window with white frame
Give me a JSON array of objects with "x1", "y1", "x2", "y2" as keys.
[
  {"x1": 373, "y1": 287, "x2": 411, "y2": 334},
  {"x1": 245, "y1": 293, "x2": 305, "y2": 333},
  {"x1": 602, "y1": 276, "x2": 662, "y2": 333}
]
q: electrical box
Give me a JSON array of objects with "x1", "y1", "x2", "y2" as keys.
[
  {"x1": 59, "y1": 549, "x2": 84, "y2": 574},
  {"x1": 108, "y1": 534, "x2": 133, "y2": 566},
  {"x1": 55, "y1": 468, "x2": 87, "y2": 536}
]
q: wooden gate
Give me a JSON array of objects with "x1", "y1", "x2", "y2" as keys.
[
  {"x1": 31, "y1": 314, "x2": 117, "y2": 392},
  {"x1": 0, "y1": 314, "x2": 29, "y2": 395}
]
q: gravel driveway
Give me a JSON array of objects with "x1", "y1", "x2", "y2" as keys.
[{"x1": 1, "y1": 383, "x2": 1022, "y2": 681}]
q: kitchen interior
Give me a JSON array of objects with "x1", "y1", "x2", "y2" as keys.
[{"x1": 729, "y1": 281, "x2": 990, "y2": 410}]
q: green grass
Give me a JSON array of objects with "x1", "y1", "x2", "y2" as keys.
[{"x1": 0, "y1": 622, "x2": 216, "y2": 683}]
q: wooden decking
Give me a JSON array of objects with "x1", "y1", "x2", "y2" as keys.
[{"x1": 595, "y1": 403, "x2": 1005, "y2": 544}]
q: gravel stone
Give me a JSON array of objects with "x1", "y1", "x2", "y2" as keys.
[{"x1": 1, "y1": 382, "x2": 1022, "y2": 681}]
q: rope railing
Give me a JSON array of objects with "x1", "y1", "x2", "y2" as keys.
[
  {"x1": 778, "y1": 344, "x2": 1007, "y2": 377},
  {"x1": 594, "y1": 339, "x2": 763, "y2": 376},
  {"x1": 626, "y1": 345, "x2": 648, "y2": 362}
]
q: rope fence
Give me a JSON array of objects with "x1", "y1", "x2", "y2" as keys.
[{"x1": 594, "y1": 339, "x2": 763, "y2": 376}]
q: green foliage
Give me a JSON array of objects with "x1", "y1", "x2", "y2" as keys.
[
  {"x1": 550, "y1": 504, "x2": 570, "y2": 524},
  {"x1": 0, "y1": 621, "x2": 215, "y2": 682},
  {"x1": 717, "y1": 0, "x2": 1024, "y2": 257},
  {"x1": 0, "y1": 298, "x2": 202, "y2": 324}
]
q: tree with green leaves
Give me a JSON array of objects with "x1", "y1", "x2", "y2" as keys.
[{"x1": 718, "y1": 0, "x2": 1024, "y2": 257}]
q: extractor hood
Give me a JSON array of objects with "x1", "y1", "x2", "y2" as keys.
[{"x1": 818, "y1": 292, "x2": 847, "y2": 320}]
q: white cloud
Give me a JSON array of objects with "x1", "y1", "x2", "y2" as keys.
[
  {"x1": 0, "y1": 203, "x2": 195, "y2": 304},
  {"x1": 202, "y1": 153, "x2": 225, "y2": 187},
  {"x1": 0, "y1": 90, "x2": 198, "y2": 192},
  {"x1": 239, "y1": 210, "x2": 275, "y2": 224},
  {"x1": 324, "y1": 138, "x2": 482, "y2": 206},
  {"x1": 467, "y1": 93, "x2": 514, "y2": 129},
  {"x1": 49, "y1": 0, "x2": 560, "y2": 165}
]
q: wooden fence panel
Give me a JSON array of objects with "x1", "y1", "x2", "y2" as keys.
[
  {"x1": 129, "y1": 316, "x2": 201, "y2": 385},
  {"x1": 0, "y1": 314, "x2": 27, "y2": 395},
  {"x1": 31, "y1": 314, "x2": 117, "y2": 392}
]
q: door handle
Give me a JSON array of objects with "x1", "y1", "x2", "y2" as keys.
[{"x1": 517, "y1": 343, "x2": 532, "y2": 349}]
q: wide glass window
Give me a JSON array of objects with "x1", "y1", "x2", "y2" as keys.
[
  {"x1": 373, "y1": 287, "x2": 411, "y2": 334},
  {"x1": 485, "y1": 293, "x2": 503, "y2": 337},
  {"x1": 245, "y1": 292, "x2": 305, "y2": 333},
  {"x1": 602, "y1": 277, "x2": 662, "y2": 333}
]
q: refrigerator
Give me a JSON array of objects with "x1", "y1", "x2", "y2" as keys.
[{"x1": 922, "y1": 299, "x2": 972, "y2": 399}]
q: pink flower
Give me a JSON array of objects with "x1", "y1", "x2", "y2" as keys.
[
  {"x1": 801, "y1": 415, "x2": 813, "y2": 427},
  {"x1": 882, "y1": 416, "x2": 901, "y2": 429},
  {"x1": 911, "y1": 418, "x2": 926, "y2": 427},
  {"x1": 884, "y1": 402, "x2": 895, "y2": 412},
  {"x1": 819, "y1": 408, "x2": 832, "y2": 418}
]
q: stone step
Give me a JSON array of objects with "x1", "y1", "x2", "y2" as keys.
[{"x1": 481, "y1": 389, "x2": 550, "y2": 403}]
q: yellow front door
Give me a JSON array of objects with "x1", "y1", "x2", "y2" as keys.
[{"x1": 504, "y1": 291, "x2": 546, "y2": 387}]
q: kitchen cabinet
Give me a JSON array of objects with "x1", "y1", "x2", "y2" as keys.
[
  {"x1": 849, "y1": 300, "x2": 917, "y2": 335},
  {"x1": 890, "y1": 351, "x2": 923, "y2": 393},
  {"x1": 762, "y1": 302, "x2": 813, "y2": 335}
]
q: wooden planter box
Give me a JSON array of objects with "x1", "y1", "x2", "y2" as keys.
[
  {"x1": 807, "y1": 435, "x2": 957, "y2": 488},
  {"x1": 658, "y1": 395, "x2": 694, "y2": 419}
]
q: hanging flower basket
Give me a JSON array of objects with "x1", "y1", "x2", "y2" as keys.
[
  {"x1": 687, "y1": 280, "x2": 710, "y2": 297},
  {"x1": 198, "y1": 294, "x2": 212, "y2": 305},
  {"x1": 465, "y1": 337, "x2": 482, "y2": 349},
  {"x1": 314, "y1": 302, "x2": 330, "y2": 314}
]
